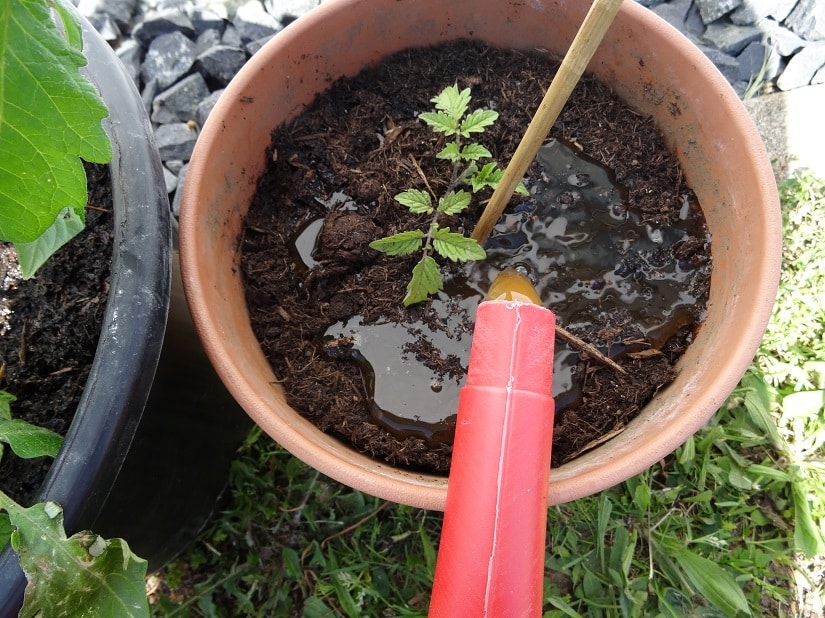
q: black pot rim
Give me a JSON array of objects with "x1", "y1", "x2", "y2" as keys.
[{"x1": 0, "y1": 9, "x2": 171, "y2": 606}]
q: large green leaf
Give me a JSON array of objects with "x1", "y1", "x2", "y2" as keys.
[
  {"x1": 0, "y1": 418, "x2": 63, "y2": 458},
  {"x1": 674, "y1": 551, "x2": 751, "y2": 617},
  {"x1": 0, "y1": 494, "x2": 149, "y2": 617},
  {"x1": 0, "y1": 0, "x2": 111, "y2": 245}
]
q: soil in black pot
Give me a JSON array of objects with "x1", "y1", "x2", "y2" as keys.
[
  {"x1": 241, "y1": 40, "x2": 711, "y2": 473},
  {"x1": 0, "y1": 163, "x2": 113, "y2": 504}
]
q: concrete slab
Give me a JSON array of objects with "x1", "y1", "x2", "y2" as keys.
[{"x1": 744, "y1": 83, "x2": 825, "y2": 181}]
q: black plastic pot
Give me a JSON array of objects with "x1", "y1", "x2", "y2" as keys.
[{"x1": 0, "y1": 13, "x2": 251, "y2": 614}]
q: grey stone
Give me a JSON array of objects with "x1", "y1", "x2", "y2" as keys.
[
  {"x1": 165, "y1": 159, "x2": 185, "y2": 175},
  {"x1": 698, "y1": 45, "x2": 741, "y2": 84},
  {"x1": 759, "y1": 18, "x2": 807, "y2": 57},
  {"x1": 162, "y1": 166, "x2": 178, "y2": 194},
  {"x1": 769, "y1": 0, "x2": 800, "y2": 22},
  {"x1": 87, "y1": 12, "x2": 122, "y2": 41},
  {"x1": 132, "y1": 10, "x2": 196, "y2": 47},
  {"x1": 265, "y1": 0, "x2": 319, "y2": 23},
  {"x1": 196, "y1": 45, "x2": 247, "y2": 87},
  {"x1": 246, "y1": 34, "x2": 275, "y2": 56},
  {"x1": 190, "y1": 9, "x2": 226, "y2": 35},
  {"x1": 786, "y1": 0, "x2": 825, "y2": 42},
  {"x1": 77, "y1": 0, "x2": 136, "y2": 30},
  {"x1": 683, "y1": 4, "x2": 706, "y2": 38},
  {"x1": 195, "y1": 28, "x2": 223, "y2": 55},
  {"x1": 155, "y1": 123, "x2": 198, "y2": 161},
  {"x1": 195, "y1": 89, "x2": 225, "y2": 128},
  {"x1": 777, "y1": 42, "x2": 825, "y2": 90},
  {"x1": 152, "y1": 73, "x2": 210, "y2": 124},
  {"x1": 737, "y1": 41, "x2": 768, "y2": 82},
  {"x1": 694, "y1": 0, "x2": 742, "y2": 25},
  {"x1": 115, "y1": 39, "x2": 143, "y2": 87},
  {"x1": 140, "y1": 31, "x2": 196, "y2": 90},
  {"x1": 651, "y1": 1, "x2": 689, "y2": 31},
  {"x1": 234, "y1": 0, "x2": 281, "y2": 42},
  {"x1": 730, "y1": 0, "x2": 774, "y2": 25},
  {"x1": 172, "y1": 163, "x2": 189, "y2": 217},
  {"x1": 703, "y1": 22, "x2": 762, "y2": 55},
  {"x1": 221, "y1": 25, "x2": 243, "y2": 47}
]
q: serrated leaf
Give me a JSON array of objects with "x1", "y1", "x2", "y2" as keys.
[
  {"x1": 369, "y1": 230, "x2": 425, "y2": 256},
  {"x1": 403, "y1": 255, "x2": 442, "y2": 306},
  {"x1": 14, "y1": 206, "x2": 84, "y2": 279},
  {"x1": 460, "y1": 143, "x2": 492, "y2": 161},
  {"x1": 431, "y1": 227, "x2": 486, "y2": 262},
  {"x1": 437, "y1": 190, "x2": 471, "y2": 215},
  {"x1": 430, "y1": 84, "x2": 471, "y2": 121},
  {"x1": 0, "y1": 0, "x2": 111, "y2": 246},
  {"x1": 674, "y1": 551, "x2": 751, "y2": 617},
  {"x1": 0, "y1": 494, "x2": 149, "y2": 617},
  {"x1": 515, "y1": 181, "x2": 530, "y2": 196},
  {"x1": 419, "y1": 112, "x2": 457, "y2": 136},
  {"x1": 394, "y1": 189, "x2": 433, "y2": 214},
  {"x1": 436, "y1": 142, "x2": 461, "y2": 162},
  {"x1": 0, "y1": 418, "x2": 63, "y2": 459},
  {"x1": 469, "y1": 162, "x2": 504, "y2": 192},
  {"x1": 459, "y1": 109, "x2": 499, "y2": 136}
]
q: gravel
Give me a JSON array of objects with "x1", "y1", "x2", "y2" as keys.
[{"x1": 75, "y1": 0, "x2": 825, "y2": 214}]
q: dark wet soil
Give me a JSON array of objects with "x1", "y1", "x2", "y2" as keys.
[
  {"x1": 241, "y1": 40, "x2": 711, "y2": 473},
  {"x1": 0, "y1": 163, "x2": 113, "y2": 505}
]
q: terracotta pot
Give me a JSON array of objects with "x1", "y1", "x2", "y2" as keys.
[{"x1": 180, "y1": 0, "x2": 781, "y2": 509}]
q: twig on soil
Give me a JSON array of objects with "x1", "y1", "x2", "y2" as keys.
[{"x1": 555, "y1": 323, "x2": 627, "y2": 375}]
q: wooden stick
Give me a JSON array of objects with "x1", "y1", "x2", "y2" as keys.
[{"x1": 471, "y1": 0, "x2": 625, "y2": 245}]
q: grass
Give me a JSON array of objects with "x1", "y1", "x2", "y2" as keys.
[{"x1": 150, "y1": 170, "x2": 825, "y2": 617}]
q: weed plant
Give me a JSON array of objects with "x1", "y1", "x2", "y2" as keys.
[{"x1": 151, "y1": 171, "x2": 825, "y2": 617}]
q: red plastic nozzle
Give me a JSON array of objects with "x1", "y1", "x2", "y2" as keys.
[{"x1": 429, "y1": 297, "x2": 556, "y2": 617}]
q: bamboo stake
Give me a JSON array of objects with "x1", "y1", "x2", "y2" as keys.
[{"x1": 471, "y1": 0, "x2": 625, "y2": 245}]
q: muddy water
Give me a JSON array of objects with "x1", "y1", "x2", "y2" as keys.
[{"x1": 292, "y1": 139, "x2": 709, "y2": 446}]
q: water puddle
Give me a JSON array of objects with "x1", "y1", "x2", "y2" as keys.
[{"x1": 292, "y1": 139, "x2": 710, "y2": 446}]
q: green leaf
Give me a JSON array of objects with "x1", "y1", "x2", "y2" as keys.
[
  {"x1": 0, "y1": 418, "x2": 63, "y2": 459},
  {"x1": 792, "y1": 479, "x2": 825, "y2": 558},
  {"x1": 673, "y1": 551, "x2": 751, "y2": 617},
  {"x1": 431, "y1": 227, "x2": 486, "y2": 262},
  {"x1": 468, "y1": 162, "x2": 504, "y2": 192},
  {"x1": 430, "y1": 84, "x2": 471, "y2": 121},
  {"x1": 14, "y1": 206, "x2": 85, "y2": 279},
  {"x1": 460, "y1": 143, "x2": 492, "y2": 161},
  {"x1": 0, "y1": 0, "x2": 112, "y2": 247},
  {"x1": 369, "y1": 230, "x2": 425, "y2": 256},
  {"x1": 394, "y1": 188, "x2": 433, "y2": 214},
  {"x1": 0, "y1": 512, "x2": 11, "y2": 551},
  {"x1": 0, "y1": 494, "x2": 149, "y2": 617},
  {"x1": 437, "y1": 190, "x2": 471, "y2": 215},
  {"x1": 419, "y1": 111, "x2": 457, "y2": 136},
  {"x1": 436, "y1": 142, "x2": 461, "y2": 162},
  {"x1": 403, "y1": 255, "x2": 442, "y2": 306},
  {"x1": 459, "y1": 109, "x2": 499, "y2": 136},
  {"x1": 0, "y1": 390, "x2": 14, "y2": 421}
]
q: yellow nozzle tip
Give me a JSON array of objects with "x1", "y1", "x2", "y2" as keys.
[{"x1": 486, "y1": 268, "x2": 542, "y2": 304}]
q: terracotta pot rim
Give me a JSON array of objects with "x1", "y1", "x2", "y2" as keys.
[{"x1": 180, "y1": 0, "x2": 781, "y2": 510}]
